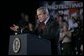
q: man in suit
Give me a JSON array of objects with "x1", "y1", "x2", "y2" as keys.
[{"x1": 35, "y1": 7, "x2": 60, "y2": 55}]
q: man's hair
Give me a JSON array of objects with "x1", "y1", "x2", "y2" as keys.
[{"x1": 37, "y1": 7, "x2": 49, "y2": 15}]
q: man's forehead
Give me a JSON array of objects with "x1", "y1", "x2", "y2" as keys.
[
  {"x1": 37, "y1": 10, "x2": 44, "y2": 15},
  {"x1": 37, "y1": 10, "x2": 43, "y2": 13}
]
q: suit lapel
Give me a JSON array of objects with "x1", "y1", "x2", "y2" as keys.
[{"x1": 43, "y1": 17, "x2": 54, "y2": 33}]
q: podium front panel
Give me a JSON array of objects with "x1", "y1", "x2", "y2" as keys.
[
  {"x1": 27, "y1": 34, "x2": 51, "y2": 55},
  {"x1": 8, "y1": 34, "x2": 28, "y2": 55},
  {"x1": 8, "y1": 34, "x2": 51, "y2": 55}
]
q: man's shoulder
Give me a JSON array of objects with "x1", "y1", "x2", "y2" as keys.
[
  {"x1": 48, "y1": 16, "x2": 54, "y2": 23},
  {"x1": 47, "y1": 17, "x2": 59, "y2": 28},
  {"x1": 49, "y1": 17, "x2": 58, "y2": 24}
]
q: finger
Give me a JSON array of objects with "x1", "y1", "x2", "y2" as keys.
[
  {"x1": 10, "y1": 27, "x2": 14, "y2": 30},
  {"x1": 10, "y1": 27, "x2": 13, "y2": 29},
  {"x1": 13, "y1": 24, "x2": 16, "y2": 27}
]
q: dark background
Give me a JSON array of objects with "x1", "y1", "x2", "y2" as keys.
[
  {"x1": 0, "y1": 0, "x2": 42, "y2": 55},
  {"x1": 1, "y1": 0, "x2": 56, "y2": 55}
]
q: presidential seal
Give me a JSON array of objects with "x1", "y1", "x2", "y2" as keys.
[{"x1": 13, "y1": 37, "x2": 21, "y2": 53}]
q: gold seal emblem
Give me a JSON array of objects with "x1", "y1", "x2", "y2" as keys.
[{"x1": 13, "y1": 37, "x2": 21, "y2": 53}]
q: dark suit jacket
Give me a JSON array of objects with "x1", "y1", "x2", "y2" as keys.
[
  {"x1": 35, "y1": 17, "x2": 60, "y2": 55},
  {"x1": 35, "y1": 17, "x2": 59, "y2": 39}
]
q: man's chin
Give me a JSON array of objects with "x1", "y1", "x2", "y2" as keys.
[{"x1": 39, "y1": 20, "x2": 43, "y2": 22}]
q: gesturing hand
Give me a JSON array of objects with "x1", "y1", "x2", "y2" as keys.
[{"x1": 10, "y1": 24, "x2": 19, "y2": 31}]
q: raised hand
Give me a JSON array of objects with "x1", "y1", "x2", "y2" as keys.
[{"x1": 10, "y1": 24, "x2": 19, "y2": 31}]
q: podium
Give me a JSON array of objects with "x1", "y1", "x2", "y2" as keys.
[{"x1": 8, "y1": 33, "x2": 51, "y2": 55}]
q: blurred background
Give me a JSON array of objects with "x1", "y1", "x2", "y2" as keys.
[{"x1": 0, "y1": 0, "x2": 83, "y2": 55}]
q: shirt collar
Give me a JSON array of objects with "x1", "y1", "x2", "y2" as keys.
[{"x1": 44, "y1": 16, "x2": 50, "y2": 25}]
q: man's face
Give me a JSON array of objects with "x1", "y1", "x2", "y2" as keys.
[{"x1": 37, "y1": 10, "x2": 47, "y2": 22}]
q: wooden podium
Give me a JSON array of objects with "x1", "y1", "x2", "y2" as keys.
[{"x1": 8, "y1": 33, "x2": 51, "y2": 55}]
